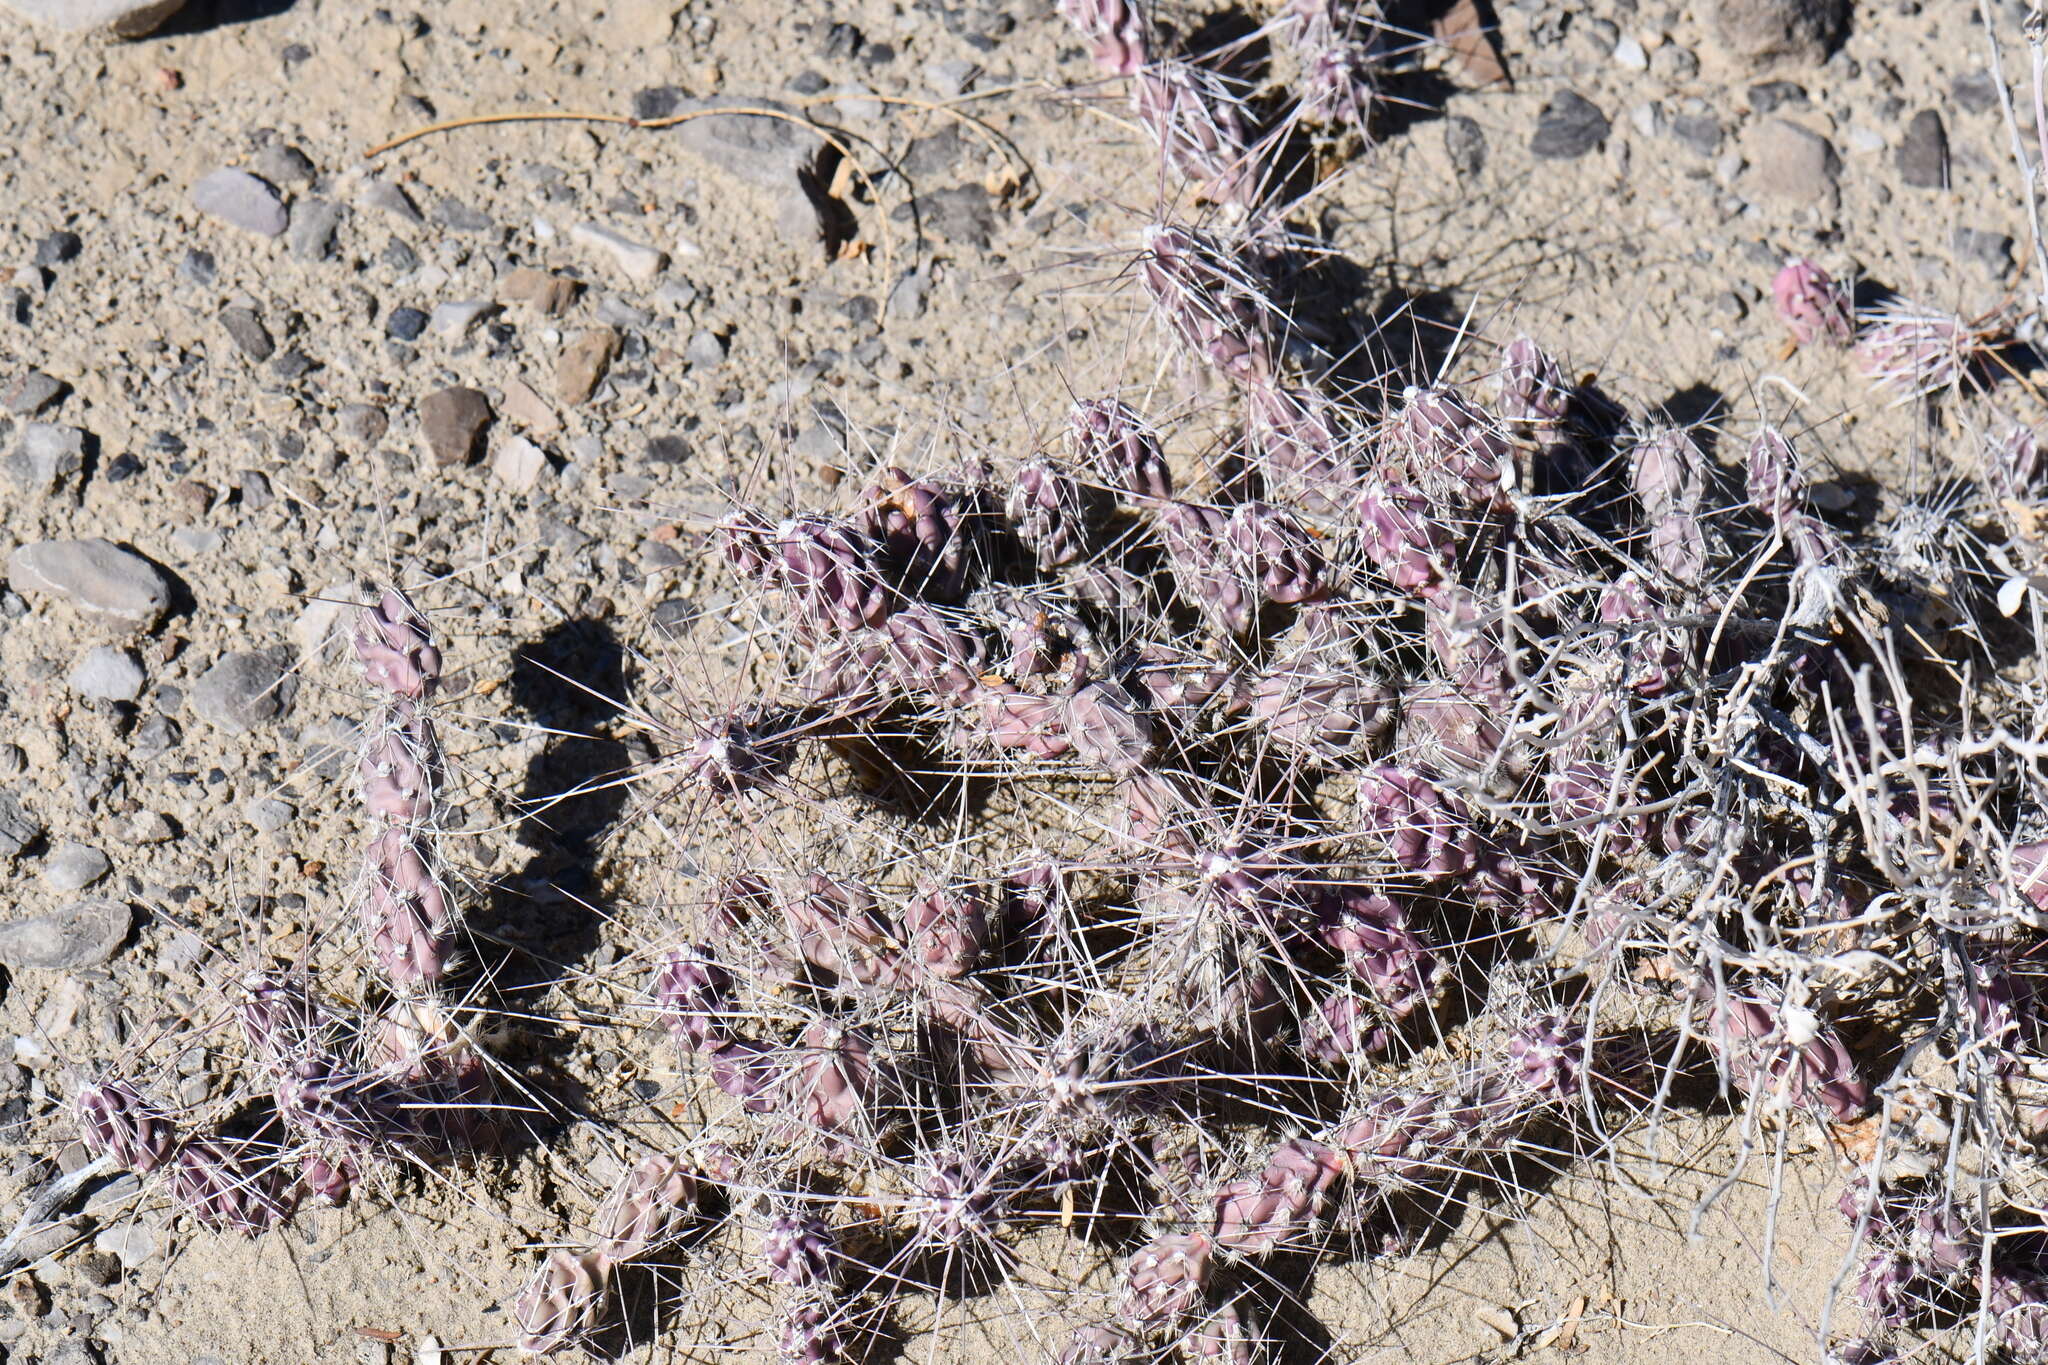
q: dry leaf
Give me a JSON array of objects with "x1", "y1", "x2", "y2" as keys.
[{"x1": 1433, "y1": 0, "x2": 1511, "y2": 89}]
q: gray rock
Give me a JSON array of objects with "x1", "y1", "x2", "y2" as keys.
[
  {"x1": 1748, "y1": 80, "x2": 1809, "y2": 114},
  {"x1": 0, "y1": 0, "x2": 184, "y2": 36},
  {"x1": 1709, "y1": 0, "x2": 1844, "y2": 68},
  {"x1": 1955, "y1": 227, "x2": 2015, "y2": 273},
  {"x1": 434, "y1": 198, "x2": 495, "y2": 233},
  {"x1": 1650, "y1": 44, "x2": 1699, "y2": 81},
  {"x1": 924, "y1": 58, "x2": 980, "y2": 98},
  {"x1": 8, "y1": 539, "x2": 171, "y2": 629},
  {"x1": 887, "y1": 268, "x2": 930, "y2": 320},
  {"x1": 0, "y1": 791, "x2": 43, "y2": 859},
  {"x1": 570, "y1": 223, "x2": 668, "y2": 283},
  {"x1": 8, "y1": 422, "x2": 85, "y2": 495},
  {"x1": 418, "y1": 387, "x2": 492, "y2": 466},
  {"x1": 0, "y1": 898, "x2": 130, "y2": 970},
  {"x1": 244, "y1": 797, "x2": 294, "y2": 833},
  {"x1": 68, "y1": 646, "x2": 143, "y2": 703},
  {"x1": 3, "y1": 370, "x2": 62, "y2": 416},
  {"x1": 1744, "y1": 118, "x2": 1840, "y2": 206},
  {"x1": 84, "y1": 1175, "x2": 143, "y2": 1219},
  {"x1": 218, "y1": 306, "x2": 275, "y2": 362},
  {"x1": 909, "y1": 184, "x2": 996, "y2": 249},
  {"x1": 361, "y1": 176, "x2": 423, "y2": 224},
  {"x1": 252, "y1": 142, "x2": 315, "y2": 185},
  {"x1": 1897, "y1": 109, "x2": 1949, "y2": 190},
  {"x1": 793, "y1": 422, "x2": 845, "y2": 464},
  {"x1": 336, "y1": 402, "x2": 388, "y2": 445},
  {"x1": 1443, "y1": 115, "x2": 1486, "y2": 177},
  {"x1": 34, "y1": 230, "x2": 80, "y2": 266},
  {"x1": 288, "y1": 198, "x2": 344, "y2": 262},
  {"x1": 685, "y1": 329, "x2": 728, "y2": 367},
  {"x1": 427, "y1": 299, "x2": 496, "y2": 337},
  {"x1": 1671, "y1": 114, "x2": 1724, "y2": 157},
  {"x1": 190, "y1": 651, "x2": 285, "y2": 733},
  {"x1": 190, "y1": 168, "x2": 288, "y2": 238},
  {"x1": 667, "y1": 96, "x2": 824, "y2": 191},
  {"x1": 93, "y1": 1223, "x2": 156, "y2": 1270},
  {"x1": 1530, "y1": 92, "x2": 1610, "y2": 160},
  {"x1": 1954, "y1": 70, "x2": 2001, "y2": 117},
  {"x1": 42, "y1": 842, "x2": 110, "y2": 893},
  {"x1": 11, "y1": 1216, "x2": 82, "y2": 1264}
]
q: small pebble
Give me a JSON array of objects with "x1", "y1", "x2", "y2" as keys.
[
  {"x1": 287, "y1": 198, "x2": 344, "y2": 261},
  {"x1": 33, "y1": 231, "x2": 81, "y2": 267},
  {"x1": 218, "y1": 306, "x2": 276, "y2": 362},
  {"x1": 417, "y1": 387, "x2": 492, "y2": 466},
  {"x1": 1442, "y1": 116, "x2": 1486, "y2": 177},
  {"x1": 428, "y1": 299, "x2": 496, "y2": 337},
  {"x1": 385, "y1": 307, "x2": 429, "y2": 342},
  {"x1": 1612, "y1": 35, "x2": 1648, "y2": 70},
  {"x1": 557, "y1": 327, "x2": 621, "y2": 404},
  {"x1": 8, "y1": 422, "x2": 86, "y2": 495},
  {"x1": 569, "y1": 222, "x2": 668, "y2": 283},
  {"x1": 244, "y1": 798, "x2": 294, "y2": 833},
  {"x1": 1953, "y1": 70, "x2": 2000, "y2": 116},
  {"x1": 493, "y1": 435, "x2": 550, "y2": 493},
  {"x1": 93, "y1": 1223, "x2": 156, "y2": 1271},
  {"x1": 4, "y1": 370, "x2": 63, "y2": 415},
  {"x1": 1530, "y1": 92, "x2": 1610, "y2": 160},
  {"x1": 1896, "y1": 109, "x2": 1949, "y2": 189},
  {"x1": 336, "y1": 403, "x2": 388, "y2": 445}
]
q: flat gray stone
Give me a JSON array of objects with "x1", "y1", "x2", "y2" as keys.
[
  {"x1": 287, "y1": 197, "x2": 344, "y2": 261},
  {"x1": 1744, "y1": 117, "x2": 1841, "y2": 206},
  {"x1": 360, "y1": 176, "x2": 423, "y2": 224},
  {"x1": 0, "y1": 0, "x2": 184, "y2": 36},
  {"x1": 0, "y1": 791, "x2": 43, "y2": 859},
  {"x1": 189, "y1": 651, "x2": 285, "y2": 733},
  {"x1": 68, "y1": 646, "x2": 144, "y2": 702},
  {"x1": 0, "y1": 898, "x2": 130, "y2": 970},
  {"x1": 191, "y1": 168, "x2": 288, "y2": 238},
  {"x1": 8, "y1": 539, "x2": 171, "y2": 629},
  {"x1": 569, "y1": 223, "x2": 667, "y2": 283},
  {"x1": 244, "y1": 797, "x2": 294, "y2": 833},
  {"x1": 336, "y1": 402, "x2": 387, "y2": 445},
  {"x1": 1710, "y1": 0, "x2": 1844, "y2": 68},
  {"x1": 218, "y1": 305, "x2": 275, "y2": 362},
  {"x1": 1530, "y1": 92, "x2": 1610, "y2": 160},
  {"x1": 427, "y1": 299, "x2": 496, "y2": 337},
  {"x1": 93, "y1": 1222, "x2": 156, "y2": 1269},
  {"x1": 666, "y1": 96, "x2": 824, "y2": 191},
  {"x1": 1897, "y1": 109, "x2": 1949, "y2": 190},
  {"x1": 42, "y1": 842, "x2": 109, "y2": 893},
  {"x1": 8, "y1": 422, "x2": 85, "y2": 495}
]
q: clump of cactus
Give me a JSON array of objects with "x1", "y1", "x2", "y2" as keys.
[{"x1": 53, "y1": 6, "x2": 2048, "y2": 1364}]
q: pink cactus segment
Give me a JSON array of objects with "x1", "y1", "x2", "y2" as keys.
[
  {"x1": 1357, "y1": 482, "x2": 1453, "y2": 598},
  {"x1": 1496, "y1": 335, "x2": 1574, "y2": 433},
  {"x1": 1423, "y1": 586, "x2": 1509, "y2": 701},
  {"x1": 1139, "y1": 224, "x2": 1275, "y2": 385},
  {"x1": 1061, "y1": 1322, "x2": 1141, "y2": 1365},
  {"x1": 74, "y1": 1080, "x2": 177, "y2": 1175},
  {"x1": 1706, "y1": 994, "x2": 1871, "y2": 1121},
  {"x1": 1071, "y1": 397, "x2": 1172, "y2": 501},
  {"x1": 1245, "y1": 384, "x2": 1357, "y2": 514},
  {"x1": 795, "y1": 629, "x2": 894, "y2": 709},
  {"x1": 1229, "y1": 501, "x2": 1328, "y2": 605},
  {"x1": 861, "y1": 466, "x2": 981, "y2": 603},
  {"x1": 784, "y1": 1021, "x2": 881, "y2": 1144},
  {"x1": 1008, "y1": 455, "x2": 1105, "y2": 570},
  {"x1": 1989, "y1": 425, "x2": 2047, "y2": 501},
  {"x1": 1745, "y1": 427, "x2": 1806, "y2": 528},
  {"x1": 1771, "y1": 259, "x2": 1854, "y2": 347},
  {"x1": 1317, "y1": 890, "x2": 1437, "y2": 1020},
  {"x1": 1401, "y1": 680, "x2": 1511, "y2": 773},
  {"x1": 1133, "y1": 642, "x2": 1238, "y2": 724},
  {"x1": 1249, "y1": 662, "x2": 1390, "y2": 763},
  {"x1": 922, "y1": 979, "x2": 1041, "y2": 1085},
  {"x1": 594, "y1": 1154, "x2": 698, "y2": 1263},
  {"x1": 1057, "y1": 0, "x2": 1150, "y2": 75},
  {"x1": 1987, "y1": 1268, "x2": 2048, "y2": 1363},
  {"x1": 358, "y1": 718, "x2": 436, "y2": 825},
  {"x1": 363, "y1": 828, "x2": 455, "y2": 991},
  {"x1": 1545, "y1": 758, "x2": 1650, "y2": 856},
  {"x1": 708, "y1": 1037, "x2": 782, "y2": 1112},
  {"x1": 1211, "y1": 1138, "x2": 1344, "y2": 1254},
  {"x1": 764, "y1": 1208, "x2": 840, "y2": 1288},
  {"x1": 1302, "y1": 992, "x2": 1391, "y2": 1063},
  {"x1": 1131, "y1": 61, "x2": 1258, "y2": 206},
  {"x1": 1396, "y1": 384, "x2": 1514, "y2": 506},
  {"x1": 910, "y1": 1150, "x2": 997, "y2": 1249},
  {"x1": 1064, "y1": 678, "x2": 1155, "y2": 773},
  {"x1": 778, "y1": 1290, "x2": 849, "y2": 1365},
  {"x1": 771, "y1": 516, "x2": 893, "y2": 631},
  {"x1": 170, "y1": 1136, "x2": 296, "y2": 1235},
  {"x1": 784, "y1": 875, "x2": 910, "y2": 989},
  {"x1": 902, "y1": 882, "x2": 991, "y2": 979},
  {"x1": 1357, "y1": 767, "x2": 1479, "y2": 877},
  {"x1": 676, "y1": 707, "x2": 792, "y2": 797},
  {"x1": 1121, "y1": 1230, "x2": 1214, "y2": 1325},
  {"x1": 882, "y1": 603, "x2": 986, "y2": 701},
  {"x1": 1596, "y1": 576, "x2": 1689, "y2": 696},
  {"x1": 2013, "y1": 841, "x2": 2048, "y2": 912},
  {"x1": 1181, "y1": 1299, "x2": 1269, "y2": 1365},
  {"x1": 354, "y1": 589, "x2": 442, "y2": 701},
  {"x1": 1629, "y1": 424, "x2": 1708, "y2": 586},
  {"x1": 652, "y1": 943, "x2": 735, "y2": 1054},
  {"x1": 512, "y1": 1247, "x2": 611, "y2": 1356},
  {"x1": 1856, "y1": 302, "x2": 2001, "y2": 400},
  {"x1": 1287, "y1": 0, "x2": 1380, "y2": 132},
  {"x1": 1159, "y1": 500, "x2": 1257, "y2": 635},
  {"x1": 1505, "y1": 1013, "x2": 1587, "y2": 1105},
  {"x1": 298, "y1": 1153, "x2": 355, "y2": 1204},
  {"x1": 972, "y1": 683, "x2": 1076, "y2": 758},
  {"x1": 236, "y1": 968, "x2": 326, "y2": 1074}
]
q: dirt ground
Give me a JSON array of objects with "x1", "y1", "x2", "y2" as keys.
[{"x1": 0, "y1": 0, "x2": 2034, "y2": 1361}]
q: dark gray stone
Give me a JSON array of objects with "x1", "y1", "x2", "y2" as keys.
[
  {"x1": 1443, "y1": 115, "x2": 1486, "y2": 177},
  {"x1": 189, "y1": 651, "x2": 285, "y2": 733},
  {"x1": 0, "y1": 791, "x2": 43, "y2": 859},
  {"x1": 219, "y1": 306, "x2": 275, "y2": 362},
  {"x1": 1897, "y1": 109, "x2": 1949, "y2": 189},
  {"x1": 1710, "y1": 0, "x2": 1845, "y2": 68},
  {"x1": 667, "y1": 96, "x2": 825, "y2": 191},
  {"x1": 3, "y1": 370, "x2": 63, "y2": 416},
  {"x1": 1530, "y1": 92, "x2": 1609, "y2": 160},
  {"x1": 1954, "y1": 227, "x2": 2015, "y2": 273},
  {"x1": 33, "y1": 231, "x2": 80, "y2": 267},
  {"x1": 1954, "y1": 70, "x2": 2000, "y2": 116}
]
